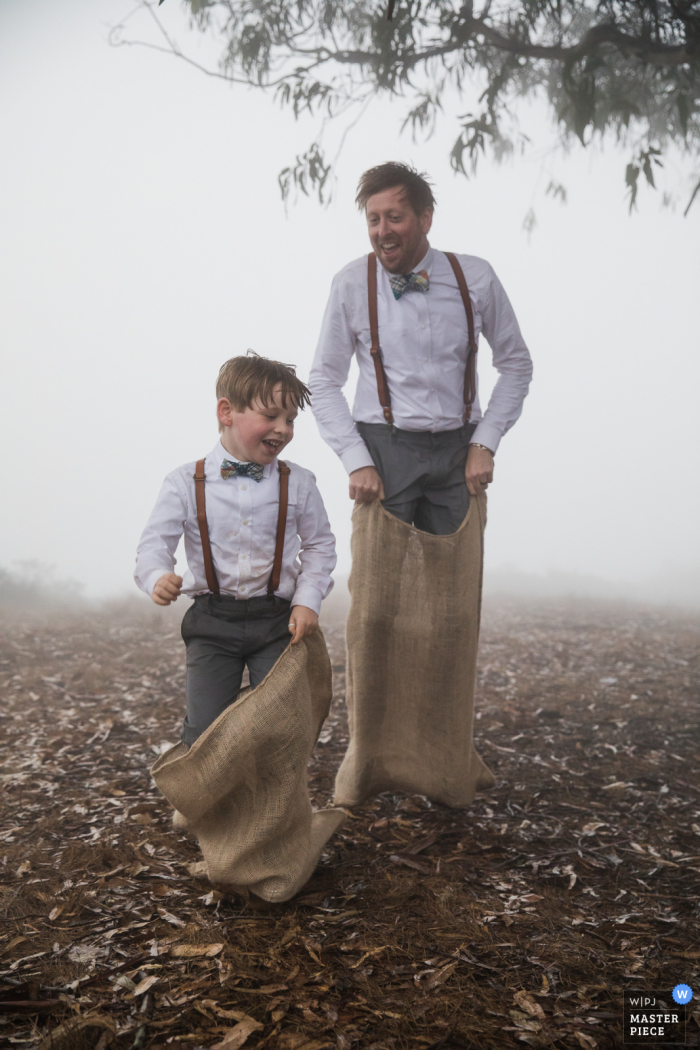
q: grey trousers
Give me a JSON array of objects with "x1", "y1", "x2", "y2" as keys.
[
  {"x1": 356, "y1": 421, "x2": 477, "y2": 536},
  {"x1": 180, "y1": 594, "x2": 292, "y2": 746}
]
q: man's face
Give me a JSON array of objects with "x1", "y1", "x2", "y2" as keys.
[
  {"x1": 217, "y1": 383, "x2": 297, "y2": 465},
  {"x1": 365, "y1": 185, "x2": 433, "y2": 274}
]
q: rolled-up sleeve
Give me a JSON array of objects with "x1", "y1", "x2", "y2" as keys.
[
  {"x1": 134, "y1": 475, "x2": 187, "y2": 598},
  {"x1": 472, "y1": 263, "x2": 533, "y2": 455},
  {"x1": 309, "y1": 275, "x2": 375, "y2": 475},
  {"x1": 290, "y1": 474, "x2": 337, "y2": 615}
]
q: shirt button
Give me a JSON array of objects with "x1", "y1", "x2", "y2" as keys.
[
  {"x1": 242, "y1": 520, "x2": 249, "y2": 525},
  {"x1": 240, "y1": 586, "x2": 246, "y2": 592},
  {"x1": 241, "y1": 484, "x2": 247, "y2": 491},
  {"x1": 241, "y1": 554, "x2": 246, "y2": 559}
]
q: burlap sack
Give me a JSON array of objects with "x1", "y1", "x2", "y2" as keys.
[
  {"x1": 334, "y1": 495, "x2": 495, "y2": 809},
  {"x1": 152, "y1": 630, "x2": 345, "y2": 902}
]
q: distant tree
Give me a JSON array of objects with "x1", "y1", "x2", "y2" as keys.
[
  {"x1": 114, "y1": 0, "x2": 700, "y2": 212},
  {"x1": 0, "y1": 563, "x2": 84, "y2": 608}
]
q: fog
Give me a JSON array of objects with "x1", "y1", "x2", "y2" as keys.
[{"x1": 1, "y1": 0, "x2": 699, "y2": 609}]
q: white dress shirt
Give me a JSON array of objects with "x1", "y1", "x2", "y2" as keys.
[
  {"x1": 134, "y1": 441, "x2": 336, "y2": 615},
  {"x1": 309, "y1": 246, "x2": 533, "y2": 473}
]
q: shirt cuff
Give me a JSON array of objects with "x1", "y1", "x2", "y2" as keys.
[
  {"x1": 340, "y1": 442, "x2": 376, "y2": 476},
  {"x1": 290, "y1": 582, "x2": 325, "y2": 617},
  {"x1": 470, "y1": 421, "x2": 502, "y2": 456}
]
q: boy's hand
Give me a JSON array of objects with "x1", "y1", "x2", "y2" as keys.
[
  {"x1": 288, "y1": 605, "x2": 318, "y2": 644},
  {"x1": 152, "y1": 574, "x2": 183, "y2": 605}
]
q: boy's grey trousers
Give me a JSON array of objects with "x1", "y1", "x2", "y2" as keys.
[
  {"x1": 356, "y1": 421, "x2": 477, "y2": 536},
  {"x1": 180, "y1": 594, "x2": 291, "y2": 746}
]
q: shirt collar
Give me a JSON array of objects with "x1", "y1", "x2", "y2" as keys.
[
  {"x1": 208, "y1": 440, "x2": 275, "y2": 479},
  {"x1": 415, "y1": 245, "x2": 434, "y2": 276}
]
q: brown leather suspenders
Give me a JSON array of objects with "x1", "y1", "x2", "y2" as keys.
[
  {"x1": 193, "y1": 460, "x2": 291, "y2": 598},
  {"x1": 444, "y1": 251, "x2": 478, "y2": 422},
  {"x1": 194, "y1": 459, "x2": 220, "y2": 594},
  {"x1": 367, "y1": 250, "x2": 479, "y2": 424},
  {"x1": 268, "y1": 462, "x2": 290, "y2": 595},
  {"x1": 368, "y1": 252, "x2": 394, "y2": 424}
]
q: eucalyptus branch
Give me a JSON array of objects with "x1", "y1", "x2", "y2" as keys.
[{"x1": 114, "y1": 0, "x2": 700, "y2": 211}]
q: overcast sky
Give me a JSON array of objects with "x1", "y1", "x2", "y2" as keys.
[{"x1": 1, "y1": 0, "x2": 698, "y2": 604}]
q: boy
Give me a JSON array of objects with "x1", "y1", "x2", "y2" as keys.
[{"x1": 135, "y1": 353, "x2": 336, "y2": 747}]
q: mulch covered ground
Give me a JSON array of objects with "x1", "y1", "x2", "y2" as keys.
[{"x1": 1, "y1": 597, "x2": 699, "y2": 1050}]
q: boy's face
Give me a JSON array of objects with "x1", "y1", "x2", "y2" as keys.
[{"x1": 217, "y1": 383, "x2": 297, "y2": 465}]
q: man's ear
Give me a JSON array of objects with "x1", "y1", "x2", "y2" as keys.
[
  {"x1": 216, "y1": 397, "x2": 234, "y2": 428},
  {"x1": 420, "y1": 207, "x2": 434, "y2": 235}
]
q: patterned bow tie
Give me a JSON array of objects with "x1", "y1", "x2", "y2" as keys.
[
  {"x1": 389, "y1": 270, "x2": 430, "y2": 301},
  {"x1": 221, "y1": 459, "x2": 265, "y2": 482}
]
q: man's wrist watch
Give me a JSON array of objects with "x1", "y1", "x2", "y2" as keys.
[{"x1": 469, "y1": 442, "x2": 494, "y2": 456}]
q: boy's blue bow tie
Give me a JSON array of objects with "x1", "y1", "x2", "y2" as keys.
[{"x1": 221, "y1": 459, "x2": 264, "y2": 482}]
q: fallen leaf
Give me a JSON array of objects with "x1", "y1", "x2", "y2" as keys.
[
  {"x1": 67, "y1": 944, "x2": 103, "y2": 966},
  {"x1": 200, "y1": 889, "x2": 225, "y2": 906},
  {"x1": 170, "y1": 943, "x2": 224, "y2": 958},
  {"x1": 201, "y1": 1000, "x2": 249, "y2": 1021},
  {"x1": 424, "y1": 961, "x2": 458, "y2": 990},
  {"x1": 508, "y1": 1009, "x2": 542, "y2": 1032},
  {"x1": 37, "y1": 1013, "x2": 115, "y2": 1050},
  {"x1": 132, "y1": 974, "x2": 159, "y2": 996},
  {"x1": 157, "y1": 908, "x2": 186, "y2": 927},
  {"x1": 2, "y1": 936, "x2": 27, "y2": 953},
  {"x1": 211, "y1": 1016, "x2": 263, "y2": 1050},
  {"x1": 350, "y1": 946, "x2": 388, "y2": 969},
  {"x1": 513, "y1": 990, "x2": 546, "y2": 1019},
  {"x1": 389, "y1": 853, "x2": 434, "y2": 875},
  {"x1": 403, "y1": 832, "x2": 438, "y2": 855},
  {"x1": 275, "y1": 1037, "x2": 328, "y2": 1050},
  {"x1": 125, "y1": 862, "x2": 149, "y2": 876},
  {"x1": 236, "y1": 983, "x2": 288, "y2": 994},
  {"x1": 187, "y1": 860, "x2": 208, "y2": 877}
]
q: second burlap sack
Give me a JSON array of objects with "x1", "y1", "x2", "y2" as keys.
[
  {"x1": 152, "y1": 630, "x2": 345, "y2": 903},
  {"x1": 334, "y1": 495, "x2": 495, "y2": 809}
]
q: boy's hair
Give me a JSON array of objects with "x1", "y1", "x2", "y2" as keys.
[
  {"x1": 216, "y1": 352, "x2": 311, "y2": 430},
  {"x1": 356, "y1": 162, "x2": 436, "y2": 216}
]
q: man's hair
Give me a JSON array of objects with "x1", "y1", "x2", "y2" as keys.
[
  {"x1": 355, "y1": 162, "x2": 436, "y2": 215},
  {"x1": 216, "y1": 352, "x2": 311, "y2": 430}
]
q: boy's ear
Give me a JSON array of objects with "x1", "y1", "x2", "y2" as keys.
[{"x1": 216, "y1": 397, "x2": 235, "y2": 428}]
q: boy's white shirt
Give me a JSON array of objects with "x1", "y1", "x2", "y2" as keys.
[{"x1": 135, "y1": 441, "x2": 336, "y2": 615}]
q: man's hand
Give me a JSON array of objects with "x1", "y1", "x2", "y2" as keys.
[
  {"x1": 465, "y1": 445, "x2": 494, "y2": 497},
  {"x1": 349, "y1": 465, "x2": 385, "y2": 504},
  {"x1": 288, "y1": 605, "x2": 318, "y2": 645},
  {"x1": 152, "y1": 573, "x2": 183, "y2": 606}
]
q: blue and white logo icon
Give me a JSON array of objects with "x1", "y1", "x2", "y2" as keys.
[{"x1": 672, "y1": 984, "x2": 693, "y2": 1005}]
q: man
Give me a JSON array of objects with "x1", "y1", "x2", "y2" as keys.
[
  {"x1": 309, "y1": 162, "x2": 532, "y2": 533},
  {"x1": 310, "y1": 162, "x2": 532, "y2": 809}
]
